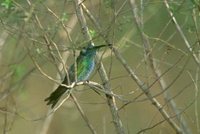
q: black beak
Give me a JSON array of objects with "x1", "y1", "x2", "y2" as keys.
[
  {"x1": 93, "y1": 45, "x2": 107, "y2": 49},
  {"x1": 92, "y1": 44, "x2": 112, "y2": 50}
]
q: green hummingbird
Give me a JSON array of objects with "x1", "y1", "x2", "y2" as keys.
[{"x1": 45, "y1": 44, "x2": 107, "y2": 108}]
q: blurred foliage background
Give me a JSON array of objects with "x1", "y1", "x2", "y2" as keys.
[{"x1": 0, "y1": 0, "x2": 200, "y2": 134}]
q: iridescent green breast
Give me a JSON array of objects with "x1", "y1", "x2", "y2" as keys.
[{"x1": 68, "y1": 51, "x2": 96, "y2": 82}]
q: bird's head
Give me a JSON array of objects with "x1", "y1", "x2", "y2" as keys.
[{"x1": 79, "y1": 44, "x2": 108, "y2": 57}]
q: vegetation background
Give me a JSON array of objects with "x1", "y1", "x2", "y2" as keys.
[{"x1": 0, "y1": 0, "x2": 200, "y2": 134}]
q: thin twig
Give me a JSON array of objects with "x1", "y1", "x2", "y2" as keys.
[
  {"x1": 163, "y1": 0, "x2": 200, "y2": 66},
  {"x1": 188, "y1": 68, "x2": 200, "y2": 133},
  {"x1": 71, "y1": 94, "x2": 97, "y2": 134},
  {"x1": 112, "y1": 45, "x2": 183, "y2": 133},
  {"x1": 129, "y1": 0, "x2": 191, "y2": 133},
  {"x1": 74, "y1": 0, "x2": 125, "y2": 133}
]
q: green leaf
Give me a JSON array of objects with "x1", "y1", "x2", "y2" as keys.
[
  {"x1": 103, "y1": 0, "x2": 114, "y2": 9},
  {"x1": 1, "y1": 0, "x2": 13, "y2": 9},
  {"x1": 61, "y1": 12, "x2": 68, "y2": 22},
  {"x1": 89, "y1": 29, "x2": 96, "y2": 38},
  {"x1": 12, "y1": 64, "x2": 27, "y2": 81}
]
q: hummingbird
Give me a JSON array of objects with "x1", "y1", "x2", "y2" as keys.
[{"x1": 45, "y1": 44, "x2": 107, "y2": 108}]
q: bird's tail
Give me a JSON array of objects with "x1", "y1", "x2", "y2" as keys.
[{"x1": 45, "y1": 85, "x2": 68, "y2": 108}]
